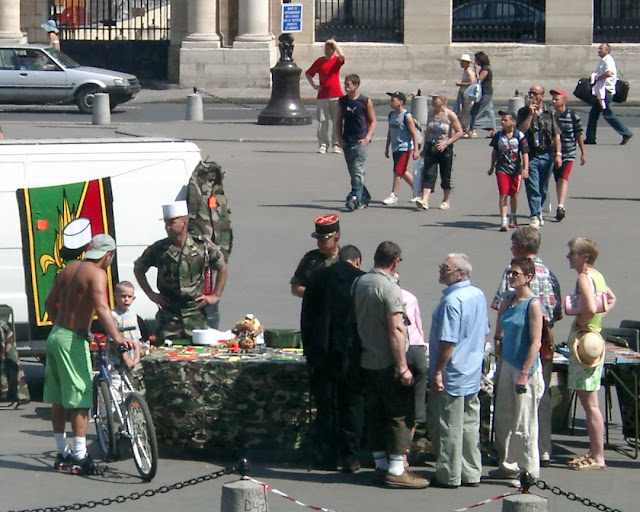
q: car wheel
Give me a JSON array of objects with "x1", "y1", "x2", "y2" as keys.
[{"x1": 75, "y1": 85, "x2": 103, "y2": 114}]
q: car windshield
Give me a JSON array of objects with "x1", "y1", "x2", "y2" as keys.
[{"x1": 46, "y1": 48, "x2": 80, "y2": 68}]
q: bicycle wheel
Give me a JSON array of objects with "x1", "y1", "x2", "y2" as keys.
[
  {"x1": 93, "y1": 377, "x2": 116, "y2": 458},
  {"x1": 124, "y1": 391, "x2": 158, "y2": 481}
]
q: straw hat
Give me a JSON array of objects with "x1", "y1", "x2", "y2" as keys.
[
  {"x1": 572, "y1": 330, "x2": 605, "y2": 368},
  {"x1": 459, "y1": 53, "x2": 472, "y2": 63}
]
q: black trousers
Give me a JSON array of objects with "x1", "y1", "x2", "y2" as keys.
[{"x1": 309, "y1": 368, "x2": 364, "y2": 466}]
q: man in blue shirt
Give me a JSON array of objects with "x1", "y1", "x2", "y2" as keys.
[{"x1": 428, "y1": 253, "x2": 490, "y2": 488}]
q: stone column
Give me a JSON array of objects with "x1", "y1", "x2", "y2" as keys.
[
  {"x1": 234, "y1": 0, "x2": 275, "y2": 48},
  {"x1": 546, "y1": 0, "x2": 593, "y2": 45},
  {"x1": 183, "y1": 0, "x2": 221, "y2": 48},
  {"x1": 404, "y1": 0, "x2": 450, "y2": 44},
  {"x1": 0, "y1": 0, "x2": 26, "y2": 43}
]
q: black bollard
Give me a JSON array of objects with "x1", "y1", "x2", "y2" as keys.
[
  {"x1": 258, "y1": 33, "x2": 312, "y2": 126},
  {"x1": 519, "y1": 471, "x2": 535, "y2": 493}
]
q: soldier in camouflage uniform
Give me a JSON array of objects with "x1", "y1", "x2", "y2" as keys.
[
  {"x1": 134, "y1": 201, "x2": 227, "y2": 342},
  {"x1": 290, "y1": 214, "x2": 341, "y2": 298},
  {"x1": 0, "y1": 319, "x2": 30, "y2": 405}
]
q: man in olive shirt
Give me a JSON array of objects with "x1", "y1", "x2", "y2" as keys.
[
  {"x1": 353, "y1": 241, "x2": 428, "y2": 489},
  {"x1": 290, "y1": 214, "x2": 340, "y2": 298}
]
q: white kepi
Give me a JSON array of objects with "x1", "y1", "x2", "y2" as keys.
[
  {"x1": 63, "y1": 217, "x2": 92, "y2": 250},
  {"x1": 162, "y1": 200, "x2": 188, "y2": 220}
]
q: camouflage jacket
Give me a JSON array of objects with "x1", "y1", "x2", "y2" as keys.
[
  {"x1": 290, "y1": 249, "x2": 339, "y2": 288},
  {"x1": 187, "y1": 160, "x2": 233, "y2": 262},
  {"x1": 135, "y1": 234, "x2": 225, "y2": 303}
]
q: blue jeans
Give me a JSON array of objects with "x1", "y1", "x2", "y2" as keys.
[
  {"x1": 525, "y1": 153, "x2": 554, "y2": 217},
  {"x1": 343, "y1": 142, "x2": 371, "y2": 206},
  {"x1": 586, "y1": 90, "x2": 632, "y2": 142}
]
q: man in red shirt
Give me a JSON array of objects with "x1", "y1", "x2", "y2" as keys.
[{"x1": 306, "y1": 39, "x2": 345, "y2": 154}]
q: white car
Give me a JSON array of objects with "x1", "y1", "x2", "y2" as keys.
[{"x1": 0, "y1": 44, "x2": 140, "y2": 113}]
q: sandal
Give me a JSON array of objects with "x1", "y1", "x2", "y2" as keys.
[
  {"x1": 571, "y1": 456, "x2": 606, "y2": 471},
  {"x1": 567, "y1": 453, "x2": 591, "y2": 467}
]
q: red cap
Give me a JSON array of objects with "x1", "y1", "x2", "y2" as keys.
[
  {"x1": 312, "y1": 214, "x2": 340, "y2": 238},
  {"x1": 550, "y1": 89, "x2": 568, "y2": 101}
]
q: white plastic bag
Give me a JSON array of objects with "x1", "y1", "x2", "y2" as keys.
[{"x1": 464, "y1": 82, "x2": 482, "y2": 102}]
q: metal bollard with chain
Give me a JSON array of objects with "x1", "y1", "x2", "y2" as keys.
[
  {"x1": 6, "y1": 464, "x2": 238, "y2": 512},
  {"x1": 532, "y1": 477, "x2": 623, "y2": 512}
]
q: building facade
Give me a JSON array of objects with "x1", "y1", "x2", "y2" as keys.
[{"x1": 8, "y1": 0, "x2": 640, "y2": 88}]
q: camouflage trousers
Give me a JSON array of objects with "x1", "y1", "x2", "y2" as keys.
[
  {"x1": 156, "y1": 302, "x2": 207, "y2": 342},
  {"x1": 0, "y1": 320, "x2": 30, "y2": 404}
]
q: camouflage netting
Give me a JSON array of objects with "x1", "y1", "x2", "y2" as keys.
[{"x1": 141, "y1": 349, "x2": 311, "y2": 455}]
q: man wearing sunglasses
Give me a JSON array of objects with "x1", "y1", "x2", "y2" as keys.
[
  {"x1": 517, "y1": 86, "x2": 562, "y2": 228},
  {"x1": 427, "y1": 254, "x2": 489, "y2": 488}
]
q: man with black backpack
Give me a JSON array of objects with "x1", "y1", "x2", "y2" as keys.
[
  {"x1": 550, "y1": 89, "x2": 586, "y2": 222},
  {"x1": 585, "y1": 43, "x2": 633, "y2": 146}
]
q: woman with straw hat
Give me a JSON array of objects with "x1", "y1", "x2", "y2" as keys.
[
  {"x1": 41, "y1": 19, "x2": 60, "y2": 49},
  {"x1": 565, "y1": 236, "x2": 616, "y2": 471},
  {"x1": 454, "y1": 53, "x2": 475, "y2": 132}
]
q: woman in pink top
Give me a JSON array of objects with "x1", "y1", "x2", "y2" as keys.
[
  {"x1": 402, "y1": 288, "x2": 428, "y2": 426},
  {"x1": 306, "y1": 39, "x2": 345, "y2": 154}
]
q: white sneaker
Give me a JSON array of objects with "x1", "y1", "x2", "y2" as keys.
[
  {"x1": 410, "y1": 196, "x2": 420, "y2": 203},
  {"x1": 383, "y1": 193, "x2": 398, "y2": 205},
  {"x1": 317, "y1": 145, "x2": 327, "y2": 154},
  {"x1": 415, "y1": 198, "x2": 429, "y2": 210},
  {"x1": 539, "y1": 215, "x2": 544, "y2": 226},
  {"x1": 529, "y1": 216, "x2": 540, "y2": 228},
  {"x1": 332, "y1": 144, "x2": 342, "y2": 154}
]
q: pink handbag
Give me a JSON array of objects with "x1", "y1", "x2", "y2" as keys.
[{"x1": 563, "y1": 291, "x2": 608, "y2": 316}]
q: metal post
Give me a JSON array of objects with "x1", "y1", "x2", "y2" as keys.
[
  {"x1": 186, "y1": 93, "x2": 204, "y2": 121},
  {"x1": 92, "y1": 93, "x2": 111, "y2": 125}
]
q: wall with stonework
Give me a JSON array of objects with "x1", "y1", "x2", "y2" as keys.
[{"x1": 20, "y1": 0, "x2": 48, "y2": 43}]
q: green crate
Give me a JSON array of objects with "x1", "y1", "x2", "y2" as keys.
[{"x1": 265, "y1": 329, "x2": 302, "y2": 349}]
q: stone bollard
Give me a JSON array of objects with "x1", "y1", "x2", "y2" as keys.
[
  {"x1": 508, "y1": 96, "x2": 525, "y2": 115},
  {"x1": 186, "y1": 93, "x2": 204, "y2": 121},
  {"x1": 92, "y1": 93, "x2": 110, "y2": 125},
  {"x1": 220, "y1": 479, "x2": 267, "y2": 512},
  {"x1": 502, "y1": 494, "x2": 548, "y2": 512},
  {"x1": 411, "y1": 95, "x2": 428, "y2": 129}
]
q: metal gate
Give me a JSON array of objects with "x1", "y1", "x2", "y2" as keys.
[
  {"x1": 315, "y1": 0, "x2": 404, "y2": 43},
  {"x1": 48, "y1": 0, "x2": 170, "y2": 80}
]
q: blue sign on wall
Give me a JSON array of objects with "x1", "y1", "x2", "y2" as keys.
[{"x1": 282, "y1": 3, "x2": 303, "y2": 33}]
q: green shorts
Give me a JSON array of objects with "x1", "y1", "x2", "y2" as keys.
[{"x1": 43, "y1": 326, "x2": 93, "y2": 409}]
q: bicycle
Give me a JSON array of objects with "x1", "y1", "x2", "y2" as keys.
[{"x1": 91, "y1": 333, "x2": 158, "y2": 481}]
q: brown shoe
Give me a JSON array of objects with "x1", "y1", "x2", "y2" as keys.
[{"x1": 385, "y1": 470, "x2": 429, "y2": 489}]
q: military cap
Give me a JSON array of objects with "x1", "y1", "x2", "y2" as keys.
[{"x1": 311, "y1": 214, "x2": 340, "y2": 239}]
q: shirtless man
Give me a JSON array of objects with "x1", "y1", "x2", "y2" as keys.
[{"x1": 43, "y1": 234, "x2": 132, "y2": 474}]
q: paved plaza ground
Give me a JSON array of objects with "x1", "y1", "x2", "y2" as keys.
[{"x1": 2, "y1": 93, "x2": 639, "y2": 512}]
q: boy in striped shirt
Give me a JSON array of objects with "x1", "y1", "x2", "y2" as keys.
[{"x1": 550, "y1": 89, "x2": 586, "y2": 221}]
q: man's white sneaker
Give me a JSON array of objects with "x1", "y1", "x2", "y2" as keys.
[
  {"x1": 529, "y1": 216, "x2": 540, "y2": 228},
  {"x1": 383, "y1": 193, "x2": 398, "y2": 205},
  {"x1": 410, "y1": 196, "x2": 420, "y2": 203},
  {"x1": 317, "y1": 145, "x2": 327, "y2": 154},
  {"x1": 332, "y1": 145, "x2": 342, "y2": 154}
]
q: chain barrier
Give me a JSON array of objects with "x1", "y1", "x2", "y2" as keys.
[
  {"x1": 6, "y1": 464, "x2": 238, "y2": 512},
  {"x1": 195, "y1": 88, "x2": 266, "y2": 112},
  {"x1": 534, "y1": 478, "x2": 623, "y2": 512}
]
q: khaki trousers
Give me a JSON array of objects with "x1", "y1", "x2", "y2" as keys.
[
  {"x1": 428, "y1": 389, "x2": 482, "y2": 486},
  {"x1": 494, "y1": 360, "x2": 545, "y2": 478}
]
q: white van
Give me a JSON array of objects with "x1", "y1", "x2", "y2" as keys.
[{"x1": 0, "y1": 137, "x2": 202, "y2": 357}]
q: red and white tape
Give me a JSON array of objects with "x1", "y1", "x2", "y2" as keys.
[
  {"x1": 449, "y1": 489, "x2": 521, "y2": 512},
  {"x1": 245, "y1": 477, "x2": 344, "y2": 512},
  {"x1": 245, "y1": 475, "x2": 519, "y2": 512}
]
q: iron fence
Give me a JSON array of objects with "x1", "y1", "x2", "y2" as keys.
[
  {"x1": 452, "y1": 0, "x2": 545, "y2": 43},
  {"x1": 594, "y1": 0, "x2": 640, "y2": 43},
  {"x1": 315, "y1": 0, "x2": 404, "y2": 43},
  {"x1": 49, "y1": 0, "x2": 170, "y2": 41}
]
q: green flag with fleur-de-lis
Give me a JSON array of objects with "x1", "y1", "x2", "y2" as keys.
[{"x1": 17, "y1": 178, "x2": 118, "y2": 339}]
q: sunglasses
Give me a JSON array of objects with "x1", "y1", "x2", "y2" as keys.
[{"x1": 507, "y1": 270, "x2": 526, "y2": 278}]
